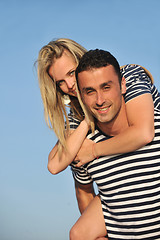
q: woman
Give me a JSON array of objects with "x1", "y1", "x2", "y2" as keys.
[{"x1": 37, "y1": 38, "x2": 160, "y2": 239}]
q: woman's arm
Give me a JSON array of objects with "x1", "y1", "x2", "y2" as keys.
[
  {"x1": 47, "y1": 118, "x2": 90, "y2": 175},
  {"x1": 75, "y1": 93, "x2": 154, "y2": 166}
]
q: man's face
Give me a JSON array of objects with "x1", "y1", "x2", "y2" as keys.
[{"x1": 78, "y1": 65, "x2": 126, "y2": 125}]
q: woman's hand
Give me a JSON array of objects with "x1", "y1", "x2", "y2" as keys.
[{"x1": 75, "y1": 139, "x2": 96, "y2": 167}]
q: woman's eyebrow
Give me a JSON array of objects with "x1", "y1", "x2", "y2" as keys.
[{"x1": 56, "y1": 79, "x2": 64, "y2": 83}]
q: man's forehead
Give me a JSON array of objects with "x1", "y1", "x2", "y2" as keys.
[{"x1": 78, "y1": 65, "x2": 119, "y2": 86}]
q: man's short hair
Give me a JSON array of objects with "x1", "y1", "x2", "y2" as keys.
[{"x1": 76, "y1": 49, "x2": 122, "y2": 85}]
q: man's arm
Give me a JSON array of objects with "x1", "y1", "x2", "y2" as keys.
[{"x1": 74, "y1": 180, "x2": 96, "y2": 214}]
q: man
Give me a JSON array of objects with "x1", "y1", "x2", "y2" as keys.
[{"x1": 69, "y1": 49, "x2": 160, "y2": 239}]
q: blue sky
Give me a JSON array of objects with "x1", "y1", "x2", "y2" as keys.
[{"x1": 1, "y1": 0, "x2": 160, "y2": 239}]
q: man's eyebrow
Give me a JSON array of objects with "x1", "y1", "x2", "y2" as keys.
[
  {"x1": 100, "y1": 81, "x2": 112, "y2": 87},
  {"x1": 82, "y1": 81, "x2": 113, "y2": 92},
  {"x1": 82, "y1": 87, "x2": 95, "y2": 93}
]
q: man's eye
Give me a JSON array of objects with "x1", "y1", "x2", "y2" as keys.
[
  {"x1": 86, "y1": 90, "x2": 94, "y2": 95},
  {"x1": 104, "y1": 86, "x2": 110, "y2": 90}
]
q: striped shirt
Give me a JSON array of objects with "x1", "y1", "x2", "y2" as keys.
[
  {"x1": 121, "y1": 64, "x2": 160, "y2": 110},
  {"x1": 69, "y1": 64, "x2": 160, "y2": 239}
]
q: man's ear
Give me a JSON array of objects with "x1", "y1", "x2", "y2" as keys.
[{"x1": 121, "y1": 77, "x2": 126, "y2": 94}]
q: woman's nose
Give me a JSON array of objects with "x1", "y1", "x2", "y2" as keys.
[{"x1": 65, "y1": 78, "x2": 74, "y2": 89}]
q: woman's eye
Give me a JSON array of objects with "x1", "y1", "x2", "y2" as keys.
[
  {"x1": 57, "y1": 80, "x2": 65, "y2": 87},
  {"x1": 70, "y1": 70, "x2": 75, "y2": 76}
]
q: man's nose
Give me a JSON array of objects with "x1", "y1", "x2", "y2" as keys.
[
  {"x1": 65, "y1": 78, "x2": 74, "y2": 89},
  {"x1": 96, "y1": 92, "x2": 105, "y2": 106}
]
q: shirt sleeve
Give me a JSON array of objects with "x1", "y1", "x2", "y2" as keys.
[
  {"x1": 121, "y1": 64, "x2": 152, "y2": 103},
  {"x1": 70, "y1": 162, "x2": 93, "y2": 185},
  {"x1": 68, "y1": 109, "x2": 81, "y2": 130}
]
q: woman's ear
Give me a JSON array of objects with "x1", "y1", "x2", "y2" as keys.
[{"x1": 121, "y1": 77, "x2": 126, "y2": 94}]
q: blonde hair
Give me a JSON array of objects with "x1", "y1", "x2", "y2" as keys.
[{"x1": 37, "y1": 38, "x2": 87, "y2": 149}]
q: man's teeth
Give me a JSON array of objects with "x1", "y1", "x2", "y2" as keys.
[{"x1": 98, "y1": 107, "x2": 109, "y2": 111}]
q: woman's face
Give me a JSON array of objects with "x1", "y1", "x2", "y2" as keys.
[{"x1": 49, "y1": 50, "x2": 77, "y2": 97}]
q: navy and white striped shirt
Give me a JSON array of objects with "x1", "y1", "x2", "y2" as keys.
[
  {"x1": 122, "y1": 64, "x2": 160, "y2": 110},
  {"x1": 69, "y1": 64, "x2": 160, "y2": 239}
]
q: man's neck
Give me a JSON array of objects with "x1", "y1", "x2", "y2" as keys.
[{"x1": 96, "y1": 98, "x2": 129, "y2": 136}]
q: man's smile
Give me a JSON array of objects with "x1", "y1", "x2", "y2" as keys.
[{"x1": 95, "y1": 106, "x2": 111, "y2": 113}]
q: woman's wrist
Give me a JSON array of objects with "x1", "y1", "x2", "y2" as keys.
[{"x1": 92, "y1": 142, "x2": 99, "y2": 159}]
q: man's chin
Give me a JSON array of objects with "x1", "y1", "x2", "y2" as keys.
[{"x1": 93, "y1": 114, "x2": 109, "y2": 123}]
